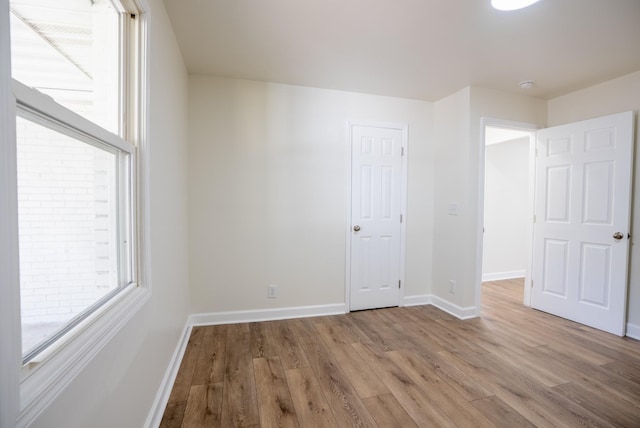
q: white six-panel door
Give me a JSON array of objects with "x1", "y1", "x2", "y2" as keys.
[
  {"x1": 350, "y1": 125, "x2": 404, "y2": 311},
  {"x1": 532, "y1": 111, "x2": 633, "y2": 336}
]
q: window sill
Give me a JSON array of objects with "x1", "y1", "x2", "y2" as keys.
[
  {"x1": 16, "y1": 285, "x2": 150, "y2": 428},
  {"x1": 22, "y1": 284, "x2": 136, "y2": 370}
]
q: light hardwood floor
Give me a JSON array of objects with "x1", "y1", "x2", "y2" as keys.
[{"x1": 160, "y1": 279, "x2": 640, "y2": 427}]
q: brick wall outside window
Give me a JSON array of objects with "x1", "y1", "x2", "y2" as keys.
[{"x1": 16, "y1": 118, "x2": 117, "y2": 351}]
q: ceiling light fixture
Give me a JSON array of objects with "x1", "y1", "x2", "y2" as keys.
[
  {"x1": 519, "y1": 80, "x2": 535, "y2": 89},
  {"x1": 491, "y1": 0, "x2": 540, "y2": 11}
]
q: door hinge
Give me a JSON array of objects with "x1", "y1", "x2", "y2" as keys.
[
  {"x1": 401, "y1": 147, "x2": 405, "y2": 156},
  {"x1": 400, "y1": 214, "x2": 403, "y2": 223},
  {"x1": 531, "y1": 280, "x2": 534, "y2": 288},
  {"x1": 398, "y1": 280, "x2": 401, "y2": 289},
  {"x1": 533, "y1": 214, "x2": 536, "y2": 223}
]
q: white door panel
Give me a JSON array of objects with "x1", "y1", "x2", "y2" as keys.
[
  {"x1": 350, "y1": 125, "x2": 403, "y2": 311},
  {"x1": 532, "y1": 111, "x2": 633, "y2": 336}
]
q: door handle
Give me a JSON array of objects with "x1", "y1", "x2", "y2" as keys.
[
  {"x1": 613, "y1": 232, "x2": 624, "y2": 240},
  {"x1": 353, "y1": 225, "x2": 361, "y2": 232}
]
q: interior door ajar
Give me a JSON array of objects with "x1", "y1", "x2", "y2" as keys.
[
  {"x1": 350, "y1": 125, "x2": 404, "y2": 311},
  {"x1": 532, "y1": 111, "x2": 634, "y2": 336}
]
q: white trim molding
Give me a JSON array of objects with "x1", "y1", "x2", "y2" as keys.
[
  {"x1": 190, "y1": 303, "x2": 347, "y2": 326},
  {"x1": 403, "y1": 294, "x2": 432, "y2": 307},
  {"x1": 404, "y1": 293, "x2": 477, "y2": 320},
  {"x1": 144, "y1": 320, "x2": 192, "y2": 428},
  {"x1": 0, "y1": 1, "x2": 21, "y2": 426},
  {"x1": 626, "y1": 323, "x2": 640, "y2": 341},
  {"x1": 431, "y1": 296, "x2": 477, "y2": 320},
  {"x1": 482, "y1": 270, "x2": 526, "y2": 282}
]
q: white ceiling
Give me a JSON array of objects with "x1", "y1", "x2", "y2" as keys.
[{"x1": 163, "y1": 0, "x2": 640, "y2": 102}]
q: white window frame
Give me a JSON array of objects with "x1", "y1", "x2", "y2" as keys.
[{"x1": 0, "y1": 1, "x2": 151, "y2": 426}]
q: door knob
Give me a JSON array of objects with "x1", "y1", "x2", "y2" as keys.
[
  {"x1": 613, "y1": 232, "x2": 624, "y2": 240},
  {"x1": 353, "y1": 225, "x2": 361, "y2": 232}
]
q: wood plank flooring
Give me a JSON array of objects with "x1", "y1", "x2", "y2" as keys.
[{"x1": 160, "y1": 279, "x2": 640, "y2": 427}]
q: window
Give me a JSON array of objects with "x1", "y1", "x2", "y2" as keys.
[
  {"x1": 0, "y1": 0, "x2": 148, "y2": 424},
  {"x1": 10, "y1": 0, "x2": 140, "y2": 365},
  {"x1": 16, "y1": 111, "x2": 133, "y2": 363},
  {"x1": 10, "y1": 0, "x2": 121, "y2": 133}
]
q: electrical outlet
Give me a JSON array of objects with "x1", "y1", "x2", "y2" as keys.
[
  {"x1": 267, "y1": 284, "x2": 278, "y2": 298},
  {"x1": 449, "y1": 280, "x2": 456, "y2": 294}
]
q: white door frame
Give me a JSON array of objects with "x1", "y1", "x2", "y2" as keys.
[
  {"x1": 345, "y1": 121, "x2": 408, "y2": 312},
  {"x1": 475, "y1": 117, "x2": 539, "y2": 316}
]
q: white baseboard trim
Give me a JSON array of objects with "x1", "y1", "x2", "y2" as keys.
[
  {"x1": 431, "y1": 295, "x2": 477, "y2": 320},
  {"x1": 403, "y1": 294, "x2": 432, "y2": 307},
  {"x1": 144, "y1": 320, "x2": 192, "y2": 428},
  {"x1": 190, "y1": 303, "x2": 347, "y2": 326},
  {"x1": 482, "y1": 270, "x2": 526, "y2": 282},
  {"x1": 626, "y1": 322, "x2": 640, "y2": 340}
]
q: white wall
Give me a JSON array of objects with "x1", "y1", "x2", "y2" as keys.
[
  {"x1": 188, "y1": 76, "x2": 434, "y2": 314},
  {"x1": 482, "y1": 137, "x2": 529, "y2": 279},
  {"x1": 28, "y1": 0, "x2": 191, "y2": 426},
  {"x1": 432, "y1": 87, "x2": 472, "y2": 311},
  {"x1": 432, "y1": 87, "x2": 546, "y2": 312},
  {"x1": 548, "y1": 70, "x2": 640, "y2": 330}
]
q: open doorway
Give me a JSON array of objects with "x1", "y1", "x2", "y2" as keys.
[
  {"x1": 483, "y1": 127, "x2": 531, "y2": 279},
  {"x1": 476, "y1": 119, "x2": 537, "y2": 315},
  {"x1": 477, "y1": 114, "x2": 633, "y2": 334}
]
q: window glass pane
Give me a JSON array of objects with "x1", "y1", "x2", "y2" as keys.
[
  {"x1": 16, "y1": 116, "x2": 123, "y2": 360},
  {"x1": 10, "y1": 0, "x2": 120, "y2": 134}
]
